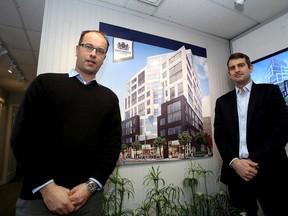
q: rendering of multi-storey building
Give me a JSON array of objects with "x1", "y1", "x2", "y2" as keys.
[{"x1": 121, "y1": 46, "x2": 206, "y2": 158}]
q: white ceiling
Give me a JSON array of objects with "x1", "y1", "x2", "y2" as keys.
[{"x1": 1, "y1": 0, "x2": 288, "y2": 94}]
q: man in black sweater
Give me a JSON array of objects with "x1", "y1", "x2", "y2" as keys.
[{"x1": 10, "y1": 30, "x2": 122, "y2": 215}]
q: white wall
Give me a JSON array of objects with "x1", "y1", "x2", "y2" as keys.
[
  {"x1": 231, "y1": 12, "x2": 288, "y2": 62},
  {"x1": 38, "y1": 0, "x2": 232, "y2": 209}
]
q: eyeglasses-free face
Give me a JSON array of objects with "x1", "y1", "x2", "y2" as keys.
[{"x1": 79, "y1": 43, "x2": 106, "y2": 57}]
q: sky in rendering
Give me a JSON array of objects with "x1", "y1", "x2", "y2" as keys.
[{"x1": 97, "y1": 36, "x2": 210, "y2": 119}]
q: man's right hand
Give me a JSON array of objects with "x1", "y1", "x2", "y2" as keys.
[
  {"x1": 231, "y1": 158, "x2": 259, "y2": 181},
  {"x1": 40, "y1": 181, "x2": 75, "y2": 215}
]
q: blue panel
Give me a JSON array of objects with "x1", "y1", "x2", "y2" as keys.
[{"x1": 99, "y1": 22, "x2": 207, "y2": 58}]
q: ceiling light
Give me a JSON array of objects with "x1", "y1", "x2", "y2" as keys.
[
  {"x1": 138, "y1": 0, "x2": 162, "y2": 6},
  {"x1": 234, "y1": 0, "x2": 245, "y2": 6},
  {"x1": 0, "y1": 49, "x2": 8, "y2": 56},
  {"x1": 8, "y1": 62, "x2": 16, "y2": 73}
]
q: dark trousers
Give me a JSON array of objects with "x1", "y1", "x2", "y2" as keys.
[
  {"x1": 15, "y1": 190, "x2": 103, "y2": 216},
  {"x1": 228, "y1": 156, "x2": 288, "y2": 216}
]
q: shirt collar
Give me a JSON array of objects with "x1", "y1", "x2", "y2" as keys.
[
  {"x1": 68, "y1": 69, "x2": 99, "y2": 86},
  {"x1": 236, "y1": 81, "x2": 252, "y2": 94}
]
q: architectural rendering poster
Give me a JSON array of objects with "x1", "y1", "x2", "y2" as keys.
[{"x1": 99, "y1": 23, "x2": 212, "y2": 165}]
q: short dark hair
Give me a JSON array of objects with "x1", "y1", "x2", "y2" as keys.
[
  {"x1": 227, "y1": 52, "x2": 252, "y2": 68},
  {"x1": 78, "y1": 30, "x2": 110, "y2": 53}
]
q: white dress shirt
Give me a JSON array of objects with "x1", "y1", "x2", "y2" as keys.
[{"x1": 236, "y1": 81, "x2": 252, "y2": 159}]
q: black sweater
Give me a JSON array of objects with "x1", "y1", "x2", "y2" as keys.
[{"x1": 10, "y1": 73, "x2": 122, "y2": 199}]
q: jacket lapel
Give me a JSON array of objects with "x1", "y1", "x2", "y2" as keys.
[
  {"x1": 230, "y1": 90, "x2": 239, "y2": 125},
  {"x1": 247, "y1": 83, "x2": 257, "y2": 126}
]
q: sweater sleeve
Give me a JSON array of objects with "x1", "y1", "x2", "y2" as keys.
[
  {"x1": 90, "y1": 92, "x2": 122, "y2": 186},
  {"x1": 10, "y1": 74, "x2": 55, "y2": 190}
]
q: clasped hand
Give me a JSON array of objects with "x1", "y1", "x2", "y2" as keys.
[
  {"x1": 231, "y1": 158, "x2": 259, "y2": 181},
  {"x1": 40, "y1": 182, "x2": 91, "y2": 215}
]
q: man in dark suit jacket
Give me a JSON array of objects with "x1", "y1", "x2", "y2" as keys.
[{"x1": 214, "y1": 52, "x2": 288, "y2": 216}]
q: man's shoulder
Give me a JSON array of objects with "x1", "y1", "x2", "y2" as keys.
[
  {"x1": 28, "y1": 73, "x2": 70, "y2": 90},
  {"x1": 217, "y1": 89, "x2": 235, "y2": 101},
  {"x1": 34, "y1": 73, "x2": 69, "y2": 83},
  {"x1": 252, "y1": 82, "x2": 279, "y2": 92},
  {"x1": 98, "y1": 84, "x2": 119, "y2": 101},
  {"x1": 37, "y1": 72, "x2": 68, "y2": 79}
]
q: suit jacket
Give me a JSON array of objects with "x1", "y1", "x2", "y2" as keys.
[{"x1": 214, "y1": 82, "x2": 288, "y2": 185}]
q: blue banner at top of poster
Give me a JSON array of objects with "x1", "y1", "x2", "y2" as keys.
[{"x1": 99, "y1": 22, "x2": 206, "y2": 58}]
